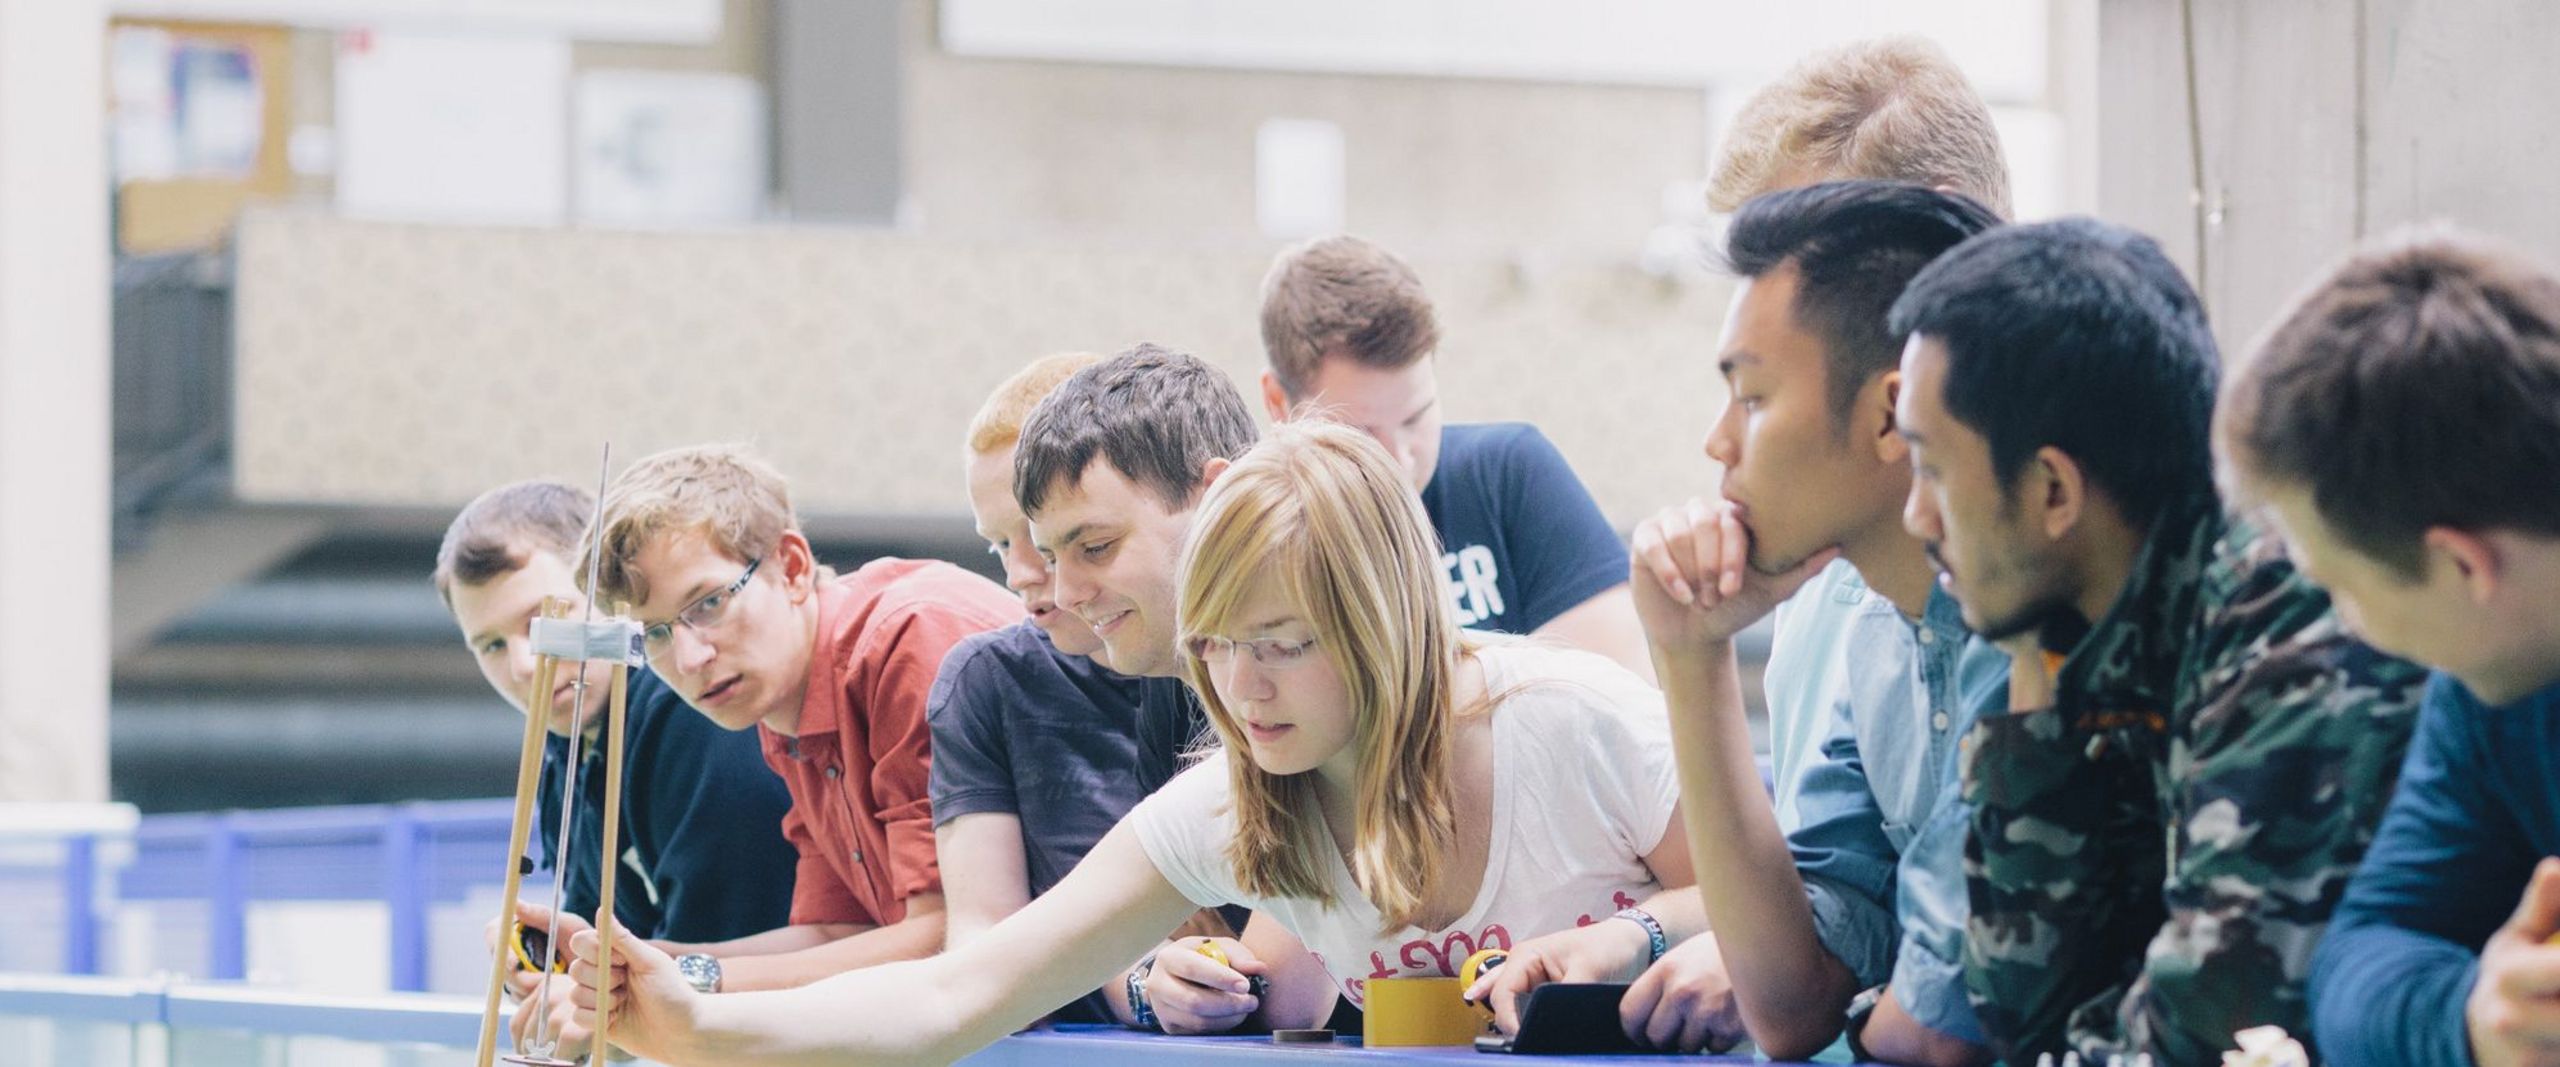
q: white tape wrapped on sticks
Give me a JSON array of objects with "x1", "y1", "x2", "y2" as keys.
[{"x1": 528, "y1": 616, "x2": 644, "y2": 665}]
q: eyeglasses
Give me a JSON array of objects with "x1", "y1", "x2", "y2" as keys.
[
  {"x1": 1184, "y1": 634, "x2": 1321, "y2": 669},
  {"x1": 639, "y1": 558, "x2": 760, "y2": 659}
]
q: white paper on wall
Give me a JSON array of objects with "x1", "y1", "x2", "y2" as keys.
[
  {"x1": 574, "y1": 70, "x2": 769, "y2": 227},
  {"x1": 1256, "y1": 118, "x2": 1345, "y2": 241},
  {"x1": 334, "y1": 30, "x2": 569, "y2": 226}
]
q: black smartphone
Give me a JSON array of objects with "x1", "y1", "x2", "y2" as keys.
[{"x1": 1474, "y1": 983, "x2": 1673, "y2": 1056}]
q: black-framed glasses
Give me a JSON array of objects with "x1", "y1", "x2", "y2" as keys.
[
  {"x1": 639, "y1": 558, "x2": 760, "y2": 658},
  {"x1": 1185, "y1": 634, "x2": 1321, "y2": 670}
]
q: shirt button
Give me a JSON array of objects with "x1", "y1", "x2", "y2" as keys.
[
  {"x1": 1932, "y1": 711, "x2": 1951, "y2": 731},
  {"x1": 1917, "y1": 629, "x2": 1937, "y2": 646},
  {"x1": 824, "y1": 766, "x2": 842, "y2": 780},
  {"x1": 849, "y1": 850, "x2": 863, "y2": 864}
]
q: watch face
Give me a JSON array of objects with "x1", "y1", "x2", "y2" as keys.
[{"x1": 679, "y1": 954, "x2": 720, "y2": 993}]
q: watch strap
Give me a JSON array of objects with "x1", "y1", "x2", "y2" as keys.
[{"x1": 1125, "y1": 950, "x2": 1162, "y2": 1031}]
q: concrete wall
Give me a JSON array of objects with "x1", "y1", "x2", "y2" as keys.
[
  {"x1": 229, "y1": 210, "x2": 1732, "y2": 529},
  {"x1": 2099, "y1": 0, "x2": 2560, "y2": 353}
]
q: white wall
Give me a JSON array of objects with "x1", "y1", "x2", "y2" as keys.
[{"x1": 0, "y1": 0, "x2": 110, "y2": 802}]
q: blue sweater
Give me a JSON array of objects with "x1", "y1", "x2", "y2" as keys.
[
  {"x1": 534, "y1": 666, "x2": 798, "y2": 943},
  {"x1": 2312, "y1": 674, "x2": 2560, "y2": 1067}
]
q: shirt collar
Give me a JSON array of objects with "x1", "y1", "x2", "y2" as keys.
[
  {"x1": 789, "y1": 579, "x2": 855, "y2": 744},
  {"x1": 2052, "y1": 488, "x2": 2223, "y2": 713}
]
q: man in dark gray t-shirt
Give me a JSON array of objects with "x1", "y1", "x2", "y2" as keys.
[
  {"x1": 928, "y1": 620, "x2": 1149, "y2": 896},
  {"x1": 926, "y1": 596, "x2": 1223, "y2": 1028}
]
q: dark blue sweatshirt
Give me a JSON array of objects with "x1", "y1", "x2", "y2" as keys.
[
  {"x1": 533, "y1": 666, "x2": 798, "y2": 943},
  {"x1": 2312, "y1": 673, "x2": 2560, "y2": 1066}
]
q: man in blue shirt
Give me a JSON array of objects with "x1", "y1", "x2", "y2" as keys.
[
  {"x1": 436, "y1": 480, "x2": 797, "y2": 1057},
  {"x1": 2221, "y1": 232, "x2": 2560, "y2": 1067},
  {"x1": 1477, "y1": 182, "x2": 2005, "y2": 1064},
  {"x1": 1256, "y1": 234, "x2": 1647, "y2": 680}
]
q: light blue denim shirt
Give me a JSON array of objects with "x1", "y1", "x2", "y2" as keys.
[
  {"x1": 1764, "y1": 560, "x2": 1869, "y2": 832},
  {"x1": 1770, "y1": 564, "x2": 2006, "y2": 1044}
]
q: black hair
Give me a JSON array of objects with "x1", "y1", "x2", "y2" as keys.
[
  {"x1": 1889, "y1": 218, "x2": 2219, "y2": 530},
  {"x1": 1724, "y1": 180, "x2": 2003, "y2": 431}
]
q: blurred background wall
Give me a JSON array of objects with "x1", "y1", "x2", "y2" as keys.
[{"x1": 76, "y1": 0, "x2": 2092, "y2": 812}]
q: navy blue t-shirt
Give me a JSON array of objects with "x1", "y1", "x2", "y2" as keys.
[
  {"x1": 926, "y1": 622, "x2": 1210, "y2": 1024},
  {"x1": 534, "y1": 666, "x2": 798, "y2": 944},
  {"x1": 1419, "y1": 423, "x2": 1629, "y2": 634},
  {"x1": 2312, "y1": 673, "x2": 2560, "y2": 1067},
  {"x1": 927, "y1": 621, "x2": 1148, "y2": 896}
]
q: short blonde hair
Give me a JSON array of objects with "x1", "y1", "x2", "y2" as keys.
[
  {"x1": 1177, "y1": 420, "x2": 1466, "y2": 934},
  {"x1": 966, "y1": 352, "x2": 1106, "y2": 456},
  {"x1": 589, "y1": 443, "x2": 797, "y2": 610},
  {"x1": 1708, "y1": 36, "x2": 2012, "y2": 217}
]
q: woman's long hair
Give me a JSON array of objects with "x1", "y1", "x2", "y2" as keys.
[{"x1": 1177, "y1": 421, "x2": 1466, "y2": 933}]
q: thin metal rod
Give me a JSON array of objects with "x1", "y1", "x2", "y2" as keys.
[{"x1": 525, "y1": 444, "x2": 615, "y2": 1056}]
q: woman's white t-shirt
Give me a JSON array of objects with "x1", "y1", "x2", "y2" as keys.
[{"x1": 1126, "y1": 641, "x2": 1679, "y2": 1008}]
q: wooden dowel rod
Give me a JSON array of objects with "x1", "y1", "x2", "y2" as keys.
[
  {"x1": 586, "y1": 659, "x2": 631, "y2": 1065},
  {"x1": 477, "y1": 597, "x2": 568, "y2": 1066}
]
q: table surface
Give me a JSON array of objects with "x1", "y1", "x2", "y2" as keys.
[{"x1": 957, "y1": 1024, "x2": 1869, "y2": 1064}]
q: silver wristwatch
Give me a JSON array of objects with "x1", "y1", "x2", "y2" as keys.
[{"x1": 675, "y1": 953, "x2": 723, "y2": 994}]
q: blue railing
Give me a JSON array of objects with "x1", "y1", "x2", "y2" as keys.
[{"x1": 20, "y1": 799, "x2": 516, "y2": 991}]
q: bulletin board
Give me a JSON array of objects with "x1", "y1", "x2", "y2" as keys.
[{"x1": 109, "y1": 19, "x2": 293, "y2": 254}]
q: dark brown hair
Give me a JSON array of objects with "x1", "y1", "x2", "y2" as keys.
[
  {"x1": 1013, "y1": 344, "x2": 1259, "y2": 517},
  {"x1": 432, "y1": 480, "x2": 594, "y2": 607},
  {"x1": 1259, "y1": 235, "x2": 1440, "y2": 398},
  {"x1": 2224, "y1": 230, "x2": 2560, "y2": 576}
]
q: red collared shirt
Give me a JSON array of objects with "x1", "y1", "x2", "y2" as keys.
[{"x1": 761, "y1": 558, "x2": 1023, "y2": 927}]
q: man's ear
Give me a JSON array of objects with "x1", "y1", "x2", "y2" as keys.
[
  {"x1": 1199, "y1": 456, "x2": 1233, "y2": 492},
  {"x1": 1259, "y1": 371, "x2": 1293, "y2": 423},
  {"x1": 774, "y1": 530, "x2": 819, "y2": 602},
  {"x1": 2423, "y1": 526, "x2": 2503, "y2": 606},
  {"x1": 2029, "y1": 445, "x2": 2089, "y2": 543},
  {"x1": 1868, "y1": 371, "x2": 1908, "y2": 465}
]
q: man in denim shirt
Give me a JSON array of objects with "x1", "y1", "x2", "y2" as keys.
[
  {"x1": 1704, "y1": 36, "x2": 2017, "y2": 833},
  {"x1": 1479, "y1": 183, "x2": 2004, "y2": 1065},
  {"x1": 1791, "y1": 566, "x2": 2007, "y2": 1056}
]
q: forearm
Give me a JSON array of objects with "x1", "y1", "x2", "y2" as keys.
[
  {"x1": 2311, "y1": 922, "x2": 2478, "y2": 1067},
  {"x1": 943, "y1": 889, "x2": 1027, "y2": 951},
  {"x1": 715, "y1": 910, "x2": 948, "y2": 993},
  {"x1": 1655, "y1": 641, "x2": 1859, "y2": 1056},
  {"x1": 680, "y1": 955, "x2": 982, "y2": 1067},
  {"x1": 935, "y1": 813, "x2": 1035, "y2": 952},
  {"x1": 662, "y1": 922, "x2": 868, "y2": 960},
  {"x1": 1098, "y1": 950, "x2": 1151, "y2": 1026},
  {"x1": 1633, "y1": 885, "x2": 1709, "y2": 944},
  {"x1": 1861, "y1": 988, "x2": 1993, "y2": 1067}
]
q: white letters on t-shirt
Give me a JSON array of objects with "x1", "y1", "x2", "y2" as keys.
[{"x1": 1441, "y1": 544, "x2": 1505, "y2": 626}]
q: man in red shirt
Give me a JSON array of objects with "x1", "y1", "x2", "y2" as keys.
[{"x1": 577, "y1": 443, "x2": 1022, "y2": 994}]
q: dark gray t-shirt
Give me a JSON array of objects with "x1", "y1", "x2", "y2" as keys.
[
  {"x1": 927, "y1": 620, "x2": 1150, "y2": 894},
  {"x1": 926, "y1": 622, "x2": 1211, "y2": 1024}
]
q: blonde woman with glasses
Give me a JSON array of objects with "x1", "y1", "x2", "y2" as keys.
[{"x1": 565, "y1": 422, "x2": 1698, "y2": 1065}]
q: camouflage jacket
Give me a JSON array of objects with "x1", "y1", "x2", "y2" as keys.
[{"x1": 1959, "y1": 491, "x2": 2425, "y2": 1065}]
